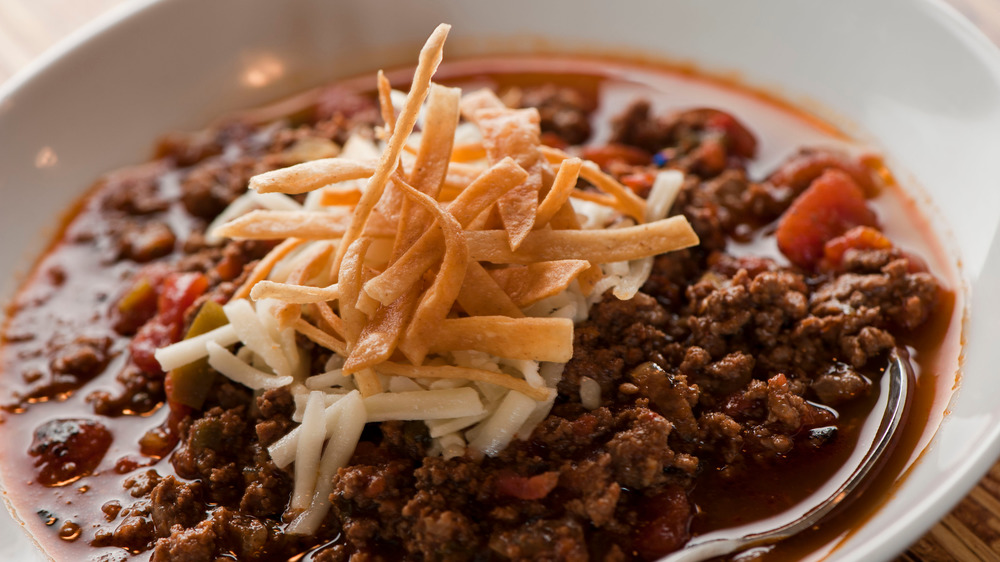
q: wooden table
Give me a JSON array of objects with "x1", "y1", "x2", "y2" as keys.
[{"x1": 1, "y1": 1, "x2": 998, "y2": 560}]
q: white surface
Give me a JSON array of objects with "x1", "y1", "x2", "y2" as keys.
[{"x1": 1, "y1": 0, "x2": 1000, "y2": 560}]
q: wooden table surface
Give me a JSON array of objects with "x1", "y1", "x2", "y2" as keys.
[{"x1": 1, "y1": 1, "x2": 999, "y2": 561}]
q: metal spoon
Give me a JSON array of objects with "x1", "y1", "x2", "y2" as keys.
[{"x1": 660, "y1": 348, "x2": 912, "y2": 562}]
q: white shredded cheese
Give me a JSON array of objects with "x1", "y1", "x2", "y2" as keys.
[
  {"x1": 154, "y1": 324, "x2": 239, "y2": 371},
  {"x1": 287, "y1": 391, "x2": 366, "y2": 535},
  {"x1": 425, "y1": 412, "x2": 489, "y2": 439},
  {"x1": 269, "y1": 392, "x2": 359, "y2": 469},
  {"x1": 364, "y1": 388, "x2": 485, "y2": 422},
  {"x1": 292, "y1": 392, "x2": 346, "y2": 422},
  {"x1": 468, "y1": 390, "x2": 536, "y2": 457},
  {"x1": 206, "y1": 342, "x2": 293, "y2": 390},
  {"x1": 223, "y1": 299, "x2": 291, "y2": 378},
  {"x1": 290, "y1": 391, "x2": 326, "y2": 511}
]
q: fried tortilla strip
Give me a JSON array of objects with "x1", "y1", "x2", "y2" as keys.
[
  {"x1": 338, "y1": 237, "x2": 374, "y2": 343},
  {"x1": 250, "y1": 158, "x2": 376, "y2": 194},
  {"x1": 570, "y1": 189, "x2": 621, "y2": 209},
  {"x1": 535, "y1": 157, "x2": 581, "y2": 228},
  {"x1": 337, "y1": 237, "x2": 383, "y2": 394},
  {"x1": 364, "y1": 159, "x2": 526, "y2": 306},
  {"x1": 333, "y1": 23, "x2": 450, "y2": 273},
  {"x1": 250, "y1": 280, "x2": 340, "y2": 304},
  {"x1": 233, "y1": 238, "x2": 307, "y2": 300},
  {"x1": 428, "y1": 316, "x2": 574, "y2": 363},
  {"x1": 441, "y1": 161, "x2": 487, "y2": 196},
  {"x1": 543, "y1": 202, "x2": 603, "y2": 295},
  {"x1": 466, "y1": 216, "x2": 700, "y2": 264},
  {"x1": 450, "y1": 143, "x2": 486, "y2": 163},
  {"x1": 456, "y1": 261, "x2": 524, "y2": 318},
  {"x1": 213, "y1": 209, "x2": 383, "y2": 240},
  {"x1": 272, "y1": 241, "x2": 335, "y2": 327},
  {"x1": 459, "y1": 88, "x2": 505, "y2": 120},
  {"x1": 475, "y1": 107, "x2": 545, "y2": 250},
  {"x1": 409, "y1": 83, "x2": 461, "y2": 199},
  {"x1": 392, "y1": 84, "x2": 462, "y2": 266},
  {"x1": 319, "y1": 187, "x2": 362, "y2": 206},
  {"x1": 377, "y1": 70, "x2": 395, "y2": 136},
  {"x1": 342, "y1": 289, "x2": 418, "y2": 375},
  {"x1": 377, "y1": 362, "x2": 550, "y2": 401},
  {"x1": 293, "y1": 318, "x2": 348, "y2": 356},
  {"x1": 394, "y1": 178, "x2": 470, "y2": 365},
  {"x1": 311, "y1": 301, "x2": 347, "y2": 340},
  {"x1": 540, "y1": 146, "x2": 647, "y2": 222},
  {"x1": 490, "y1": 260, "x2": 591, "y2": 307}
]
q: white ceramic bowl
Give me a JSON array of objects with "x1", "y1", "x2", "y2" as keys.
[{"x1": 3, "y1": 0, "x2": 1000, "y2": 560}]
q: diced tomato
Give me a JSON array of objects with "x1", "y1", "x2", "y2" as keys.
[
  {"x1": 776, "y1": 170, "x2": 878, "y2": 269},
  {"x1": 494, "y1": 470, "x2": 559, "y2": 500},
  {"x1": 769, "y1": 149, "x2": 879, "y2": 196},
  {"x1": 157, "y1": 272, "x2": 209, "y2": 328},
  {"x1": 820, "y1": 226, "x2": 893, "y2": 271},
  {"x1": 29, "y1": 419, "x2": 112, "y2": 486},
  {"x1": 633, "y1": 487, "x2": 693, "y2": 560},
  {"x1": 128, "y1": 272, "x2": 209, "y2": 375},
  {"x1": 581, "y1": 143, "x2": 652, "y2": 169},
  {"x1": 621, "y1": 171, "x2": 656, "y2": 196},
  {"x1": 704, "y1": 110, "x2": 757, "y2": 158}
]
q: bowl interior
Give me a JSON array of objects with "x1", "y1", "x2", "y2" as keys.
[{"x1": 2, "y1": 0, "x2": 1000, "y2": 559}]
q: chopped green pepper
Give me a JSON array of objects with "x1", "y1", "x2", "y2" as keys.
[{"x1": 165, "y1": 301, "x2": 228, "y2": 409}]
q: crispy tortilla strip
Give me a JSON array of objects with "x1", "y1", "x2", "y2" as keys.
[
  {"x1": 250, "y1": 158, "x2": 376, "y2": 194},
  {"x1": 428, "y1": 316, "x2": 574, "y2": 363},
  {"x1": 490, "y1": 260, "x2": 590, "y2": 307},
  {"x1": 442, "y1": 161, "x2": 486, "y2": 195},
  {"x1": 213, "y1": 209, "x2": 380, "y2": 240},
  {"x1": 336, "y1": 237, "x2": 384, "y2": 396},
  {"x1": 540, "y1": 146, "x2": 647, "y2": 222},
  {"x1": 338, "y1": 237, "x2": 374, "y2": 343},
  {"x1": 393, "y1": 178, "x2": 470, "y2": 365},
  {"x1": 293, "y1": 318, "x2": 348, "y2": 356},
  {"x1": 456, "y1": 261, "x2": 524, "y2": 318},
  {"x1": 333, "y1": 23, "x2": 450, "y2": 272},
  {"x1": 450, "y1": 142, "x2": 486, "y2": 162},
  {"x1": 377, "y1": 362, "x2": 550, "y2": 401},
  {"x1": 273, "y1": 242, "x2": 335, "y2": 327},
  {"x1": 570, "y1": 189, "x2": 620, "y2": 209},
  {"x1": 250, "y1": 280, "x2": 340, "y2": 304},
  {"x1": 318, "y1": 187, "x2": 362, "y2": 206},
  {"x1": 448, "y1": 158, "x2": 527, "y2": 225},
  {"x1": 544, "y1": 201, "x2": 603, "y2": 295},
  {"x1": 391, "y1": 84, "x2": 462, "y2": 269},
  {"x1": 377, "y1": 70, "x2": 395, "y2": 136},
  {"x1": 285, "y1": 241, "x2": 335, "y2": 284},
  {"x1": 536, "y1": 157, "x2": 581, "y2": 228},
  {"x1": 409, "y1": 83, "x2": 461, "y2": 199},
  {"x1": 311, "y1": 302, "x2": 347, "y2": 340},
  {"x1": 466, "y1": 216, "x2": 700, "y2": 264},
  {"x1": 459, "y1": 88, "x2": 505, "y2": 120},
  {"x1": 233, "y1": 238, "x2": 307, "y2": 300},
  {"x1": 364, "y1": 159, "x2": 525, "y2": 306},
  {"x1": 475, "y1": 107, "x2": 545, "y2": 250},
  {"x1": 355, "y1": 368, "x2": 383, "y2": 397},
  {"x1": 342, "y1": 289, "x2": 418, "y2": 374}
]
